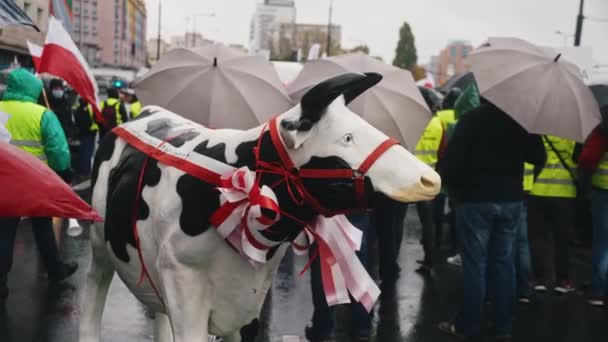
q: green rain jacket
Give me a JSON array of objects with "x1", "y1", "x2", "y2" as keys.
[{"x1": 2, "y1": 68, "x2": 71, "y2": 172}]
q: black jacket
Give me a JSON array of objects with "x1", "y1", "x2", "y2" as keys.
[{"x1": 439, "y1": 102, "x2": 546, "y2": 203}]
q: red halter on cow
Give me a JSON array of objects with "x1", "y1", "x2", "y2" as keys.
[{"x1": 79, "y1": 73, "x2": 441, "y2": 342}]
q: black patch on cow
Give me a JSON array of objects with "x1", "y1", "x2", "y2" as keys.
[
  {"x1": 193, "y1": 140, "x2": 228, "y2": 163},
  {"x1": 175, "y1": 173, "x2": 219, "y2": 236},
  {"x1": 301, "y1": 156, "x2": 373, "y2": 212},
  {"x1": 104, "y1": 145, "x2": 162, "y2": 262},
  {"x1": 240, "y1": 319, "x2": 259, "y2": 342},
  {"x1": 91, "y1": 132, "x2": 117, "y2": 188}
]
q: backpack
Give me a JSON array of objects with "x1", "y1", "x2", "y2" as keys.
[{"x1": 100, "y1": 100, "x2": 118, "y2": 130}]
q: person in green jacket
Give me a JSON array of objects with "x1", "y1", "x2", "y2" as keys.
[{"x1": 0, "y1": 68, "x2": 77, "y2": 303}]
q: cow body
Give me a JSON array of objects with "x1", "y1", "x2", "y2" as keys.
[{"x1": 79, "y1": 73, "x2": 441, "y2": 342}]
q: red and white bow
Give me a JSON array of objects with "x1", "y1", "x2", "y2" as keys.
[
  {"x1": 293, "y1": 215, "x2": 381, "y2": 312},
  {"x1": 209, "y1": 167, "x2": 281, "y2": 264}
]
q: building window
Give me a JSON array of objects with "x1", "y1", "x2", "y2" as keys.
[
  {"x1": 23, "y1": 2, "x2": 31, "y2": 16},
  {"x1": 450, "y1": 46, "x2": 457, "y2": 59},
  {"x1": 462, "y1": 46, "x2": 469, "y2": 58}
]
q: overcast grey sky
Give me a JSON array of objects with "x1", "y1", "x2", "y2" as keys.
[{"x1": 146, "y1": 0, "x2": 608, "y2": 64}]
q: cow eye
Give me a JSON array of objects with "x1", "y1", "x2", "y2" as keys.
[{"x1": 342, "y1": 133, "x2": 354, "y2": 144}]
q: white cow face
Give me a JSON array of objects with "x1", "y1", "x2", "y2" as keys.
[{"x1": 278, "y1": 73, "x2": 441, "y2": 206}]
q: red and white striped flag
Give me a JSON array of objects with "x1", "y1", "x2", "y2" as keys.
[
  {"x1": 38, "y1": 16, "x2": 100, "y2": 116},
  {"x1": 26, "y1": 41, "x2": 42, "y2": 71}
]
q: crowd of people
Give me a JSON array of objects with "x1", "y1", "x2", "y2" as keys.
[
  {"x1": 1, "y1": 62, "x2": 607, "y2": 342},
  {"x1": 0, "y1": 66, "x2": 141, "y2": 305}
]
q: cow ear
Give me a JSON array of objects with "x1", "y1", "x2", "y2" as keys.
[
  {"x1": 343, "y1": 72, "x2": 382, "y2": 105},
  {"x1": 279, "y1": 117, "x2": 313, "y2": 150},
  {"x1": 300, "y1": 73, "x2": 376, "y2": 122}
]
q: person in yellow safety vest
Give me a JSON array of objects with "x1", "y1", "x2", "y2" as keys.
[
  {"x1": 578, "y1": 125, "x2": 608, "y2": 307},
  {"x1": 528, "y1": 135, "x2": 577, "y2": 294},
  {"x1": 0, "y1": 68, "x2": 78, "y2": 302},
  {"x1": 121, "y1": 88, "x2": 142, "y2": 118},
  {"x1": 73, "y1": 97, "x2": 98, "y2": 179},
  {"x1": 414, "y1": 116, "x2": 445, "y2": 169},
  {"x1": 523, "y1": 162, "x2": 535, "y2": 192},
  {"x1": 409, "y1": 87, "x2": 447, "y2": 273},
  {"x1": 97, "y1": 87, "x2": 128, "y2": 140}
]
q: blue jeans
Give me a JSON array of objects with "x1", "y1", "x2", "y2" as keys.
[
  {"x1": 455, "y1": 201, "x2": 522, "y2": 338},
  {"x1": 591, "y1": 189, "x2": 608, "y2": 297},
  {"x1": 77, "y1": 134, "x2": 96, "y2": 176}
]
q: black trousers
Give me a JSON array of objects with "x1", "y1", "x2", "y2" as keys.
[
  {"x1": 434, "y1": 194, "x2": 458, "y2": 253},
  {"x1": 372, "y1": 196, "x2": 408, "y2": 280},
  {"x1": 527, "y1": 196, "x2": 575, "y2": 283},
  {"x1": 0, "y1": 217, "x2": 62, "y2": 279},
  {"x1": 410, "y1": 201, "x2": 435, "y2": 265}
]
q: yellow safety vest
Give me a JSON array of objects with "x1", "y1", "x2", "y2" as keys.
[
  {"x1": 437, "y1": 109, "x2": 456, "y2": 127},
  {"x1": 531, "y1": 136, "x2": 577, "y2": 198},
  {"x1": 0, "y1": 100, "x2": 47, "y2": 163},
  {"x1": 78, "y1": 103, "x2": 99, "y2": 132},
  {"x1": 414, "y1": 116, "x2": 443, "y2": 168},
  {"x1": 130, "y1": 101, "x2": 142, "y2": 118},
  {"x1": 592, "y1": 152, "x2": 608, "y2": 190},
  {"x1": 100, "y1": 98, "x2": 123, "y2": 125},
  {"x1": 523, "y1": 162, "x2": 534, "y2": 192}
]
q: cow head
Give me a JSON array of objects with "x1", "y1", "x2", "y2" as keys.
[{"x1": 276, "y1": 73, "x2": 441, "y2": 212}]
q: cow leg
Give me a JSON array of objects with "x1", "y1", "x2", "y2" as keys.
[
  {"x1": 79, "y1": 235, "x2": 115, "y2": 342},
  {"x1": 154, "y1": 312, "x2": 173, "y2": 342},
  {"x1": 159, "y1": 267, "x2": 211, "y2": 342}
]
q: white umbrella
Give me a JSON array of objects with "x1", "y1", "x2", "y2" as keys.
[
  {"x1": 288, "y1": 52, "x2": 431, "y2": 150},
  {"x1": 135, "y1": 44, "x2": 293, "y2": 129},
  {"x1": 469, "y1": 37, "x2": 601, "y2": 142}
]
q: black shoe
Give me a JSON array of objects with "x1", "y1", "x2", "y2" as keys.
[{"x1": 49, "y1": 262, "x2": 78, "y2": 283}]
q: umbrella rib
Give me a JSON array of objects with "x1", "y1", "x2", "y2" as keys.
[
  {"x1": 561, "y1": 69, "x2": 589, "y2": 141},
  {"x1": 213, "y1": 70, "x2": 263, "y2": 123}
]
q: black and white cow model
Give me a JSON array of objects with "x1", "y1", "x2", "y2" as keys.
[{"x1": 79, "y1": 73, "x2": 441, "y2": 342}]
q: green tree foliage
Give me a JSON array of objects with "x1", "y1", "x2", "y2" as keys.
[{"x1": 393, "y1": 22, "x2": 418, "y2": 70}]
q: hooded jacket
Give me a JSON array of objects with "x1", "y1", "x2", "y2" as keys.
[{"x1": 2, "y1": 68, "x2": 71, "y2": 172}]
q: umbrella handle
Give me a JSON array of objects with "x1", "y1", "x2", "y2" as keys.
[{"x1": 67, "y1": 218, "x2": 83, "y2": 237}]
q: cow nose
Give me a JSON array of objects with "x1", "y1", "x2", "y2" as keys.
[{"x1": 420, "y1": 170, "x2": 441, "y2": 195}]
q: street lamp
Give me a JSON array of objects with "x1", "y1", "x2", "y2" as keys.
[
  {"x1": 326, "y1": 0, "x2": 334, "y2": 57},
  {"x1": 555, "y1": 30, "x2": 574, "y2": 46},
  {"x1": 192, "y1": 12, "x2": 216, "y2": 47}
]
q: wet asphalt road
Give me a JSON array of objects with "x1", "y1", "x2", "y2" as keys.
[{"x1": 1, "y1": 190, "x2": 607, "y2": 341}]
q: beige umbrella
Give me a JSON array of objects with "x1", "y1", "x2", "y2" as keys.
[
  {"x1": 469, "y1": 37, "x2": 601, "y2": 142},
  {"x1": 288, "y1": 52, "x2": 431, "y2": 150},
  {"x1": 135, "y1": 44, "x2": 293, "y2": 129}
]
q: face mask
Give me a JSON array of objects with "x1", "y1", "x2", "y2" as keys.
[{"x1": 52, "y1": 89, "x2": 64, "y2": 98}]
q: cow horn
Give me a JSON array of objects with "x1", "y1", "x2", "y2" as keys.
[{"x1": 300, "y1": 73, "x2": 383, "y2": 124}]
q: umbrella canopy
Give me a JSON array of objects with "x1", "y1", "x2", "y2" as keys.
[
  {"x1": 288, "y1": 52, "x2": 431, "y2": 150},
  {"x1": 135, "y1": 44, "x2": 293, "y2": 129},
  {"x1": 0, "y1": 141, "x2": 101, "y2": 220},
  {"x1": 438, "y1": 72, "x2": 475, "y2": 93},
  {"x1": 469, "y1": 37, "x2": 602, "y2": 142},
  {"x1": 0, "y1": 0, "x2": 39, "y2": 31}
]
